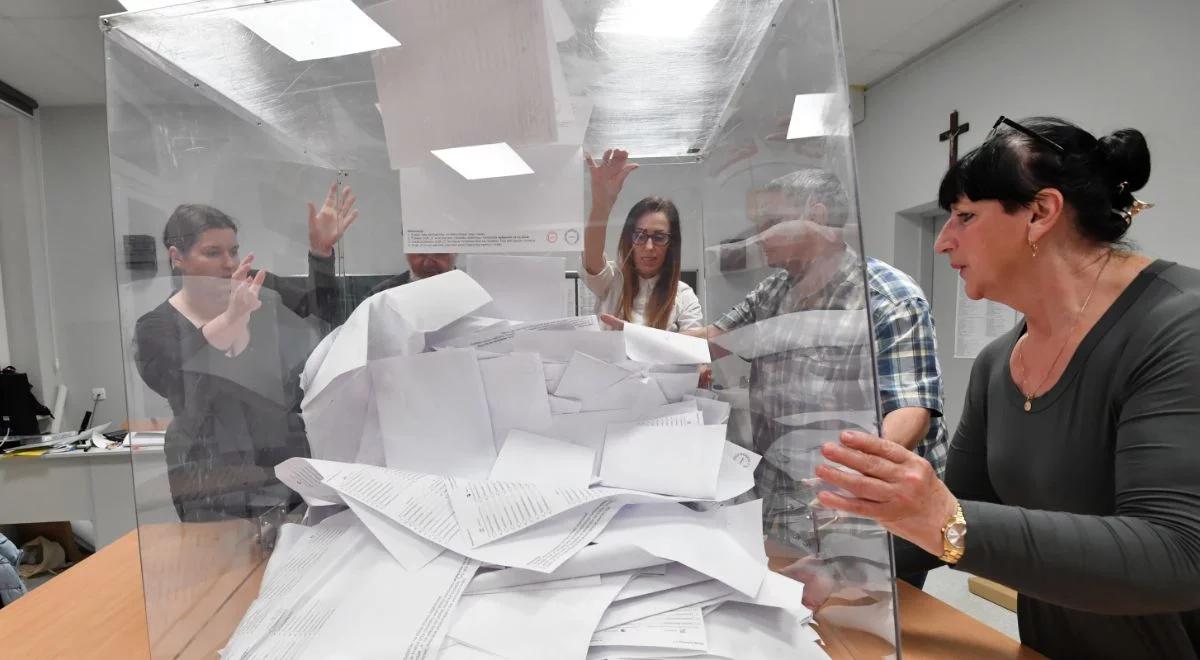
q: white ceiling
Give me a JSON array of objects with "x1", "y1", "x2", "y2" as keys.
[
  {"x1": 0, "y1": 0, "x2": 123, "y2": 106},
  {"x1": 839, "y1": 0, "x2": 1014, "y2": 88},
  {"x1": 0, "y1": 0, "x2": 1014, "y2": 108}
]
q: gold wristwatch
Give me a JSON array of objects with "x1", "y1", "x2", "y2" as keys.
[{"x1": 938, "y1": 502, "x2": 967, "y2": 564}]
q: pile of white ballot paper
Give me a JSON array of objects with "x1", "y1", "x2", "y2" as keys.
[{"x1": 220, "y1": 267, "x2": 829, "y2": 660}]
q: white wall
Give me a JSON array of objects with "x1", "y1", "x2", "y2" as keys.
[
  {"x1": 854, "y1": 0, "x2": 1200, "y2": 267},
  {"x1": 37, "y1": 106, "x2": 128, "y2": 429},
  {"x1": 0, "y1": 109, "x2": 57, "y2": 405}
]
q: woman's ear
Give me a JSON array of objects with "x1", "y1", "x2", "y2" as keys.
[
  {"x1": 1027, "y1": 188, "x2": 1064, "y2": 245},
  {"x1": 167, "y1": 245, "x2": 182, "y2": 270}
]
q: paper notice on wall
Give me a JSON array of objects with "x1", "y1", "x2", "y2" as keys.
[
  {"x1": 399, "y1": 144, "x2": 584, "y2": 253},
  {"x1": 954, "y1": 277, "x2": 1020, "y2": 358}
]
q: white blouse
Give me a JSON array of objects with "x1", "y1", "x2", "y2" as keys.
[{"x1": 584, "y1": 256, "x2": 703, "y2": 331}]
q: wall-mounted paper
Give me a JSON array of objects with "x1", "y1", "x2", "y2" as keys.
[{"x1": 954, "y1": 276, "x2": 1020, "y2": 358}]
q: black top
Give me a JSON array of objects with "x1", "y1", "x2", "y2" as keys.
[
  {"x1": 134, "y1": 253, "x2": 337, "y2": 522},
  {"x1": 367, "y1": 270, "x2": 412, "y2": 296},
  {"x1": 900, "y1": 259, "x2": 1200, "y2": 658}
]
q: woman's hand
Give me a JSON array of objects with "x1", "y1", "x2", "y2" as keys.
[
  {"x1": 815, "y1": 430, "x2": 958, "y2": 557},
  {"x1": 308, "y1": 180, "x2": 359, "y2": 257},
  {"x1": 202, "y1": 255, "x2": 265, "y2": 354},
  {"x1": 226, "y1": 254, "x2": 266, "y2": 320},
  {"x1": 587, "y1": 149, "x2": 637, "y2": 217},
  {"x1": 599, "y1": 313, "x2": 625, "y2": 330}
]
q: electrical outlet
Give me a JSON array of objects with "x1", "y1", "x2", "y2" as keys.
[{"x1": 91, "y1": 388, "x2": 107, "y2": 401}]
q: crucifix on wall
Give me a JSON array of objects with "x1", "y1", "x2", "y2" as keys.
[{"x1": 939, "y1": 110, "x2": 970, "y2": 167}]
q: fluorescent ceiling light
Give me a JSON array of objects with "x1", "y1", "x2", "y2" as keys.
[
  {"x1": 233, "y1": 0, "x2": 399, "y2": 62},
  {"x1": 431, "y1": 143, "x2": 535, "y2": 181},
  {"x1": 785, "y1": 93, "x2": 849, "y2": 140},
  {"x1": 596, "y1": 0, "x2": 719, "y2": 38}
]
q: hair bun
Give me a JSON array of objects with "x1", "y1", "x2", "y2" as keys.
[{"x1": 1097, "y1": 129, "x2": 1151, "y2": 197}]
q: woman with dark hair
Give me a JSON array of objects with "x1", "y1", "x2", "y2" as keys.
[
  {"x1": 134, "y1": 183, "x2": 358, "y2": 522},
  {"x1": 812, "y1": 117, "x2": 1200, "y2": 656},
  {"x1": 584, "y1": 149, "x2": 702, "y2": 331}
]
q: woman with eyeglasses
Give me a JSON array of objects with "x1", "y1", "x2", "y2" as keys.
[
  {"x1": 584, "y1": 149, "x2": 702, "y2": 331},
  {"x1": 812, "y1": 117, "x2": 1200, "y2": 657}
]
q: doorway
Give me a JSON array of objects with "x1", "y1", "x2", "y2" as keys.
[{"x1": 893, "y1": 204, "x2": 974, "y2": 435}]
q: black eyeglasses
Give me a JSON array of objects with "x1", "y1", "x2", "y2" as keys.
[
  {"x1": 991, "y1": 116, "x2": 1066, "y2": 155},
  {"x1": 631, "y1": 230, "x2": 671, "y2": 247}
]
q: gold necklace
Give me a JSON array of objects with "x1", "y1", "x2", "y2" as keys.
[{"x1": 1015, "y1": 251, "x2": 1113, "y2": 412}]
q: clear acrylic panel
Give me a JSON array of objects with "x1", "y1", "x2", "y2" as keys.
[{"x1": 105, "y1": 0, "x2": 897, "y2": 657}]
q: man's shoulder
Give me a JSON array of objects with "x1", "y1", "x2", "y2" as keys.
[
  {"x1": 754, "y1": 269, "x2": 792, "y2": 291},
  {"x1": 369, "y1": 271, "x2": 412, "y2": 296},
  {"x1": 866, "y1": 258, "x2": 928, "y2": 307}
]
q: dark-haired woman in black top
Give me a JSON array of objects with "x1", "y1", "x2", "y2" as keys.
[
  {"x1": 135, "y1": 183, "x2": 358, "y2": 522},
  {"x1": 813, "y1": 117, "x2": 1200, "y2": 657}
]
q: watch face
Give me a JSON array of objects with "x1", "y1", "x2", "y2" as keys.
[{"x1": 946, "y1": 522, "x2": 967, "y2": 549}]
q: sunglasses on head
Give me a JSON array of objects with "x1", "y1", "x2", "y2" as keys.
[{"x1": 990, "y1": 116, "x2": 1066, "y2": 155}]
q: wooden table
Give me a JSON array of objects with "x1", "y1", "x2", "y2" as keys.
[{"x1": 0, "y1": 529, "x2": 1044, "y2": 659}]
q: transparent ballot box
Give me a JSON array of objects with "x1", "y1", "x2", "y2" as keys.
[{"x1": 105, "y1": 0, "x2": 899, "y2": 657}]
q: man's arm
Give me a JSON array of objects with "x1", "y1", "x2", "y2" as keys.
[
  {"x1": 873, "y1": 292, "x2": 945, "y2": 454},
  {"x1": 685, "y1": 324, "x2": 730, "y2": 359},
  {"x1": 881, "y1": 407, "x2": 931, "y2": 451}
]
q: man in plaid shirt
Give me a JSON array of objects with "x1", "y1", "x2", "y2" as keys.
[{"x1": 690, "y1": 169, "x2": 947, "y2": 589}]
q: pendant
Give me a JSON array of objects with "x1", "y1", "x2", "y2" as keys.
[{"x1": 1024, "y1": 399, "x2": 1033, "y2": 412}]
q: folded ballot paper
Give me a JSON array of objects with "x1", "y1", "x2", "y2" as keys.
[{"x1": 221, "y1": 266, "x2": 828, "y2": 659}]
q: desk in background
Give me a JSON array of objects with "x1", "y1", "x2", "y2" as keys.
[
  {"x1": 0, "y1": 439, "x2": 175, "y2": 549},
  {"x1": 0, "y1": 448, "x2": 138, "y2": 549}
]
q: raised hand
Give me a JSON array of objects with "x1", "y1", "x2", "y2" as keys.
[
  {"x1": 226, "y1": 254, "x2": 266, "y2": 320},
  {"x1": 586, "y1": 148, "x2": 638, "y2": 216},
  {"x1": 308, "y1": 180, "x2": 359, "y2": 257}
]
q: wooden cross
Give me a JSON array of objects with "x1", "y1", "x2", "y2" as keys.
[{"x1": 939, "y1": 110, "x2": 970, "y2": 167}]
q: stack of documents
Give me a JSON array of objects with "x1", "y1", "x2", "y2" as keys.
[{"x1": 220, "y1": 267, "x2": 828, "y2": 659}]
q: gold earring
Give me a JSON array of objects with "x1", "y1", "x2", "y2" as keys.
[{"x1": 1030, "y1": 241, "x2": 1039, "y2": 258}]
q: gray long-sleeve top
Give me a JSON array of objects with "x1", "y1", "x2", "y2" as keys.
[{"x1": 898, "y1": 259, "x2": 1200, "y2": 659}]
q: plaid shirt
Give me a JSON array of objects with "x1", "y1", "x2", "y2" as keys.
[{"x1": 715, "y1": 249, "x2": 947, "y2": 554}]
